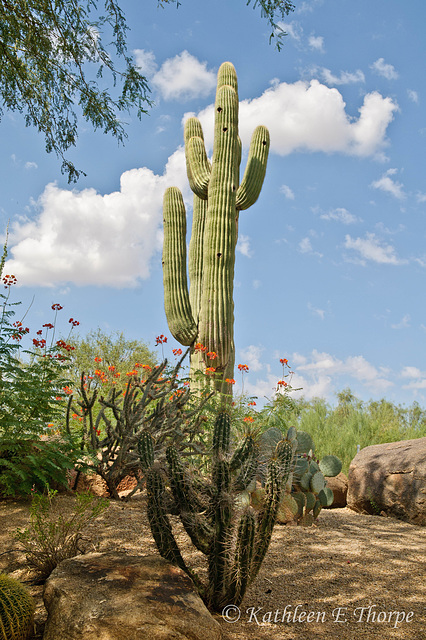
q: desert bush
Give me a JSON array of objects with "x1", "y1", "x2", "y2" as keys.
[{"x1": 15, "y1": 487, "x2": 109, "y2": 582}]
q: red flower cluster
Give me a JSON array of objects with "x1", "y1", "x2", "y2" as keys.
[
  {"x1": 172, "y1": 348, "x2": 183, "y2": 356},
  {"x1": 33, "y1": 338, "x2": 46, "y2": 348},
  {"x1": 51, "y1": 303, "x2": 63, "y2": 311},
  {"x1": 207, "y1": 351, "x2": 217, "y2": 360},
  {"x1": 155, "y1": 334, "x2": 168, "y2": 345},
  {"x1": 3, "y1": 274, "x2": 17, "y2": 288},
  {"x1": 12, "y1": 321, "x2": 29, "y2": 340},
  {"x1": 225, "y1": 378, "x2": 236, "y2": 385},
  {"x1": 56, "y1": 339, "x2": 75, "y2": 352},
  {"x1": 69, "y1": 318, "x2": 80, "y2": 327},
  {"x1": 277, "y1": 380, "x2": 288, "y2": 388},
  {"x1": 194, "y1": 342, "x2": 207, "y2": 352},
  {"x1": 237, "y1": 364, "x2": 249, "y2": 373},
  {"x1": 280, "y1": 358, "x2": 288, "y2": 365}
]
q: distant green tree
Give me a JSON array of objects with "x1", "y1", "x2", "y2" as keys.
[
  {"x1": 0, "y1": 1, "x2": 295, "y2": 182},
  {"x1": 66, "y1": 327, "x2": 158, "y2": 392}
]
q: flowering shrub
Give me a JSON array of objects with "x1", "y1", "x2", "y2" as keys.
[
  {"x1": 0, "y1": 238, "x2": 80, "y2": 497},
  {"x1": 65, "y1": 348, "x2": 214, "y2": 499}
]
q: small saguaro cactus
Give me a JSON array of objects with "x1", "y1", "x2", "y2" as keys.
[
  {"x1": 0, "y1": 573, "x2": 35, "y2": 640},
  {"x1": 162, "y1": 62, "x2": 270, "y2": 394},
  {"x1": 140, "y1": 410, "x2": 293, "y2": 612}
]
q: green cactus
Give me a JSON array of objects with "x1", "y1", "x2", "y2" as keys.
[
  {"x1": 0, "y1": 573, "x2": 34, "y2": 640},
  {"x1": 162, "y1": 62, "x2": 270, "y2": 393},
  {"x1": 319, "y1": 454, "x2": 342, "y2": 477},
  {"x1": 252, "y1": 426, "x2": 342, "y2": 526},
  {"x1": 140, "y1": 410, "x2": 292, "y2": 612}
]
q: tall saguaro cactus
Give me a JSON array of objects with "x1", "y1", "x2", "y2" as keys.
[{"x1": 162, "y1": 62, "x2": 270, "y2": 393}]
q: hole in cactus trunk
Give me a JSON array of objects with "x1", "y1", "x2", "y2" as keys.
[
  {"x1": 217, "y1": 107, "x2": 223, "y2": 112},
  {"x1": 262, "y1": 140, "x2": 267, "y2": 145},
  {"x1": 223, "y1": 127, "x2": 228, "y2": 132},
  {"x1": 217, "y1": 253, "x2": 222, "y2": 258}
]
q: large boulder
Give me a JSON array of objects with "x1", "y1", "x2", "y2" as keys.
[
  {"x1": 347, "y1": 437, "x2": 426, "y2": 525},
  {"x1": 324, "y1": 472, "x2": 348, "y2": 508},
  {"x1": 43, "y1": 552, "x2": 222, "y2": 640}
]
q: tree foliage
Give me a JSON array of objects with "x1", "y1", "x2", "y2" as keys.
[
  {"x1": 0, "y1": 0, "x2": 152, "y2": 182},
  {"x1": 0, "y1": 0, "x2": 295, "y2": 181},
  {"x1": 66, "y1": 327, "x2": 158, "y2": 392}
]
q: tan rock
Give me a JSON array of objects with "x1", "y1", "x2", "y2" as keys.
[
  {"x1": 43, "y1": 552, "x2": 222, "y2": 640},
  {"x1": 347, "y1": 437, "x2": 426, "y2": 525},
  {"x1": 324, "y1": 473, "x2": 348, "y2": 508}
]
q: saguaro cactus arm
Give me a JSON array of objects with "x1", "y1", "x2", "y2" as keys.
[
  {"x1": 236, "y1": 125, "x2": 270, "y2": 210},
  {"x1": 162, "y1": 187, "x2": 198, "y2": 346}
]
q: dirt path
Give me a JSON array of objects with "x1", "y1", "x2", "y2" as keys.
[{"x1": 1, "y1": 495, "x2": 425, "y2": 640}]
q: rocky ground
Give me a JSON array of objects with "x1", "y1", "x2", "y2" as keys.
[{"x1": 1, "y1": 493, "x2": 425, "y2": 640}]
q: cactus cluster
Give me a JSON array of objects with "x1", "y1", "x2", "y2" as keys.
[
  {"x1": 0, "y1": 573, "x2": 34, "y2": 640},
  {"x1": 140, "y1": 410, "x2": 293, "y2": 612},
  {"x1": 162, "y1": 62, "x2": 270, "y2": 394},
  {"x1": 253, "y1": 427, "x2": 342, "y2": 526}
]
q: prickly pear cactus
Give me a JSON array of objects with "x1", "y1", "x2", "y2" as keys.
[
  {"x1": 0, "y1": 573, "x2": 35, "y2": 640},
  {"x1": 162, "y1": 62, "x2": 270, "y2": 394},
  {"x1": 251, "y1": 426, "x2": 342, "y2": 526}
]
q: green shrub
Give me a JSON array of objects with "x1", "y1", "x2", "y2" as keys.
[{"x1": 15, "y1": 487, "x2": 109, "y2": 582}]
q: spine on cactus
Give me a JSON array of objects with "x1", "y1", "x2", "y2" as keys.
[
  {"x1": 0, "y1": 573, "x2": 35, "y2": 640},
  {"x1": 166, "y1": 446, "x2": 212, "y2": 554},
  {"x1": 162, "y1": 62, "x2": 270, "y2": 393}
]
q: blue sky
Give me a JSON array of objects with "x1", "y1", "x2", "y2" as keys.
[{"x1": 1, "y1": 0, "x2": 426, "y2": 407}]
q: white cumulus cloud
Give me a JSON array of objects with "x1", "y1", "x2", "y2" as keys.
[
  {"x1": 152, "y1": 51, "x2": 216, "y2": 101},
  {"x1": 191, "y1": 80, "x2": 397, "y2": 159},
  {"x1": 6, "y1": 149, "x2": 190, "y2": 287}
]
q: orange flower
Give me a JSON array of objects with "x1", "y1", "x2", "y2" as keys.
[
  {"x1": 205, "y1": 367, "x2": 216, "y2": 374},
  {"x1": 248, "y1": 401, "x2": 256, "y2": 406},
  {"x1": 238, "y1": 364, "x2": 249, "y2": 373},
  {"x1": 243, "y1": 416, "x2": 254, "y2": 423},
  {"x1": 194, "y1": 342, "x2": 207, "y2": 352},
  {"x1": 173, "y1": 348, "x2": 183, "y2": 356},
  {"x1": 280, "y1": 358, "x2": 288, "y2": 365},
  {"x1": 225, "y1": 378, "x2": 236, "y2": 385},
  {"x1": 277, "y1": 380, "x2": 288, "y2": 387},
  {"x1": 207, "y1": 351, "x2": 217, "y2": 360},
  {"x1": 94, "y1": 356, "x2": 102, "y2": 363}
]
